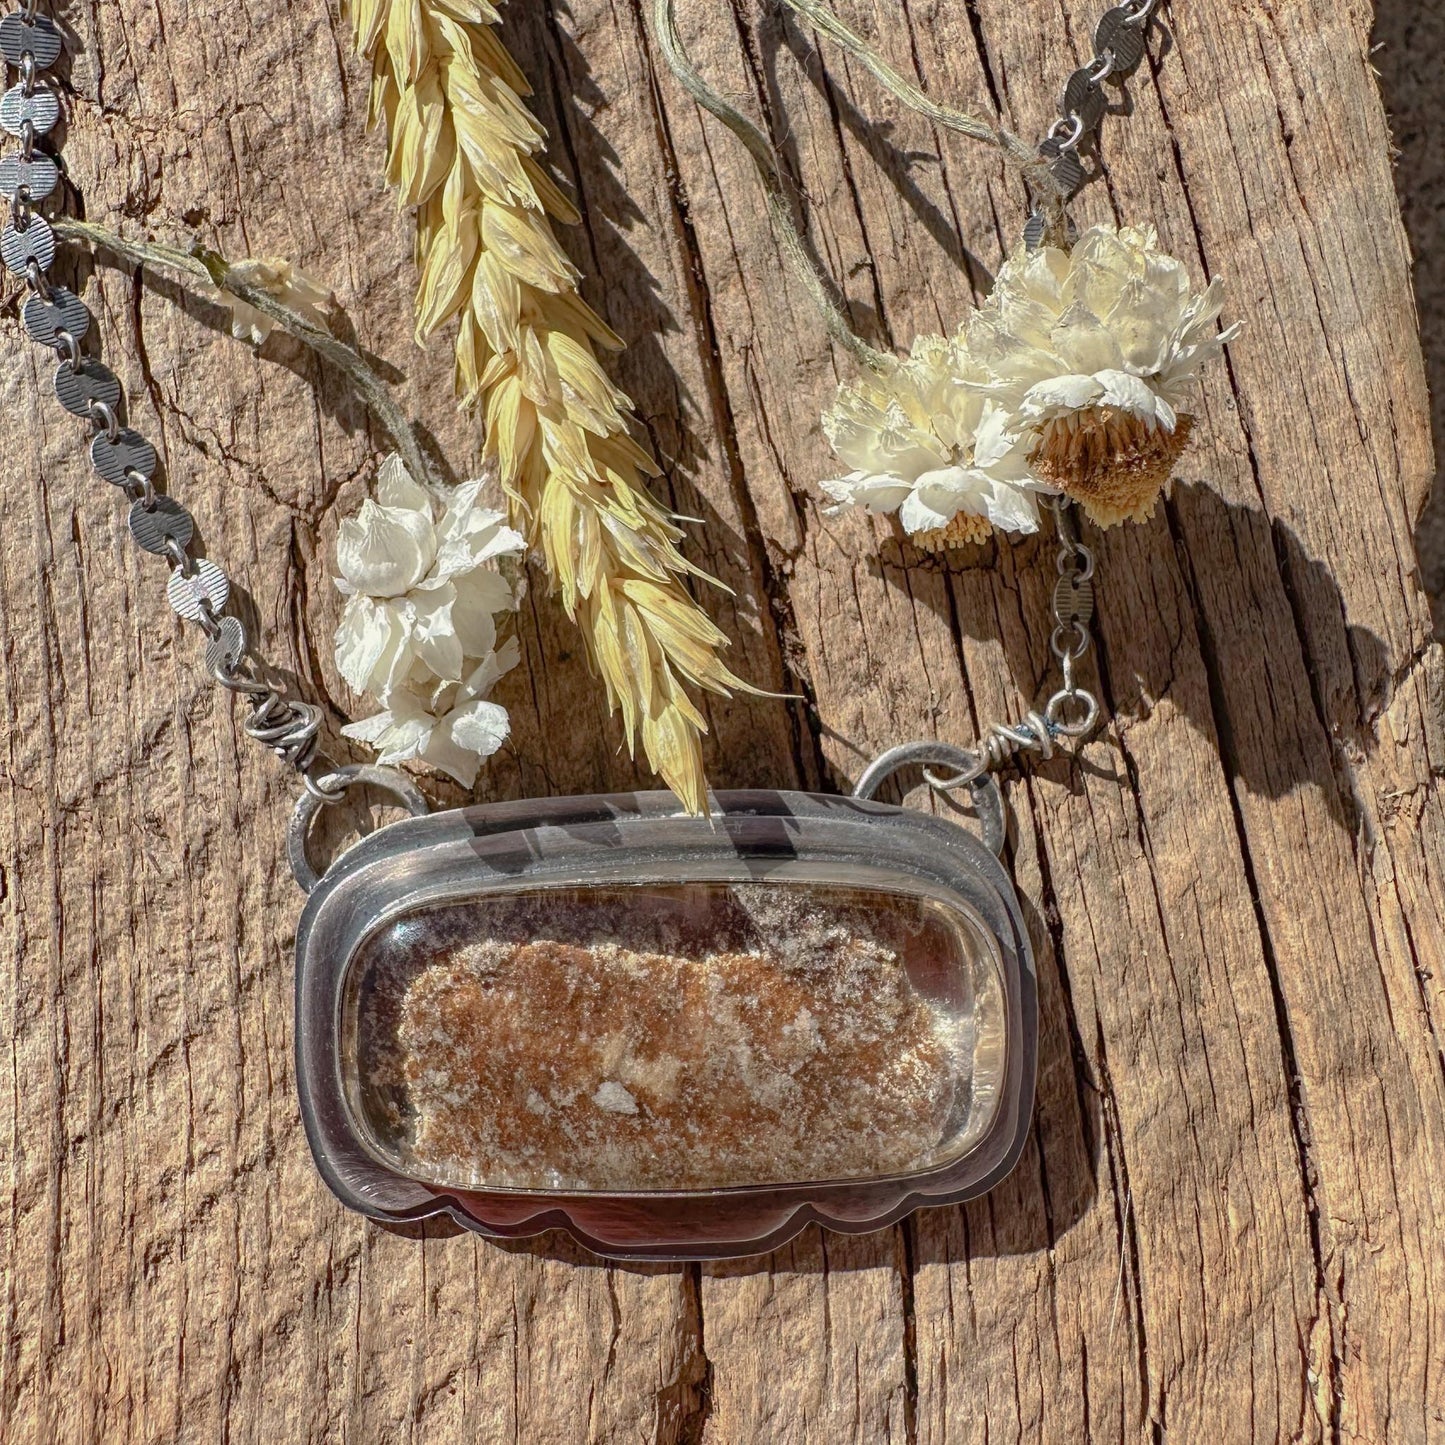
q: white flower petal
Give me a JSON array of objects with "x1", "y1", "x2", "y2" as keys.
[
  {"x1": 435, "y1": 482, "x2": 527, "y2": 578},
  {"x1": 1105, "y1": 308, "x2": 1174, "y2": 375},
  {"x1": 450, "y1": 573, "x2": 509, "y2": 656},
  {"x1": 458, "y1": 637, "x2": 522, "y2": 703},
  {"x1": 982, "y1": 480, "x2": 1042, "y2": 533},
  {"x1": 336, "y1": 498, "x2": 437, "y2": 598},
  {"x1": 446, "y1": 698, "x2": 512, "y2": 759},
  {"x1": 1051, "y1": 300, "x2": 1126, "y2": 376},
  {"x1": 335, "y1": 594, "x2": 400, "y2": 696},
  {"x1": 419, "y1": 732, "x2": 485, "y2": 788},
  {"x1": 341, "y1": 708, "x2": 433, "y2": 765},
  {"x1": 404, "y1": 586, "x2": 466, "y2": 684},
  {"x1": 1020, "y1": 373, "x2": 1105, "y2": 421},
  {"x1": 898, "y1": 489, "x2": 955, "y2": 535},
  {"x1": 824, "y1": 389, "x2": 950, "y2": 480},
  {"x1": 375, "y1": 453, "x2": 432, "y2": 511},
  {"x1": 1094, "y1": 369, "x2": 1163, "y2": 422},
  {"x1": 224, "y1": 300, "x2": 272, "y2": 346},
  {"x1": 971, "y1": 403, "x2": 1028, "y2": 473},
  {"x1": 913, "y1": 465, "x2": 987, "y2": 506},
  {"x1": 338, "y1": 709, "x2": 399, "y2": 746},
  {"x1": 820, "y1": 472, "x2": 913, "y2": 515}
]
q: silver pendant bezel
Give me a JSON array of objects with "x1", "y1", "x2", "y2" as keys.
[{"x1": 294, "y1": 790, "x2": 1037, "y2": 1260}]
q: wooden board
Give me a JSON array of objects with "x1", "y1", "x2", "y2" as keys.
[{"x1": 2, "y1": 0, "x2": 1441, "y2": 1439}]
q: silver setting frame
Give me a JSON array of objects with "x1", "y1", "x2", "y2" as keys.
[{"x1": 295, "y1": 791, "x2": 1037, "y2": 1261}]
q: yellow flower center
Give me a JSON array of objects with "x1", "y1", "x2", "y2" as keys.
[{"x1": 906, "y1": 511, "x2": 994, "y2": 553}]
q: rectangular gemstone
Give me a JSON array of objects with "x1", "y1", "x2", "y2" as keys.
[{"x1": 344, "y1": 880, "x2": 1007, "y2": 1194}]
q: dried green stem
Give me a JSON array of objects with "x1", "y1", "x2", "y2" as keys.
[
  {"x1": 651, "y1": 0, "x2": 1069, "y2": 348},
  {"x1": 651, "y1": 0, "x2": 889, "y2": 370},
  {"x1": 779, "y1": 0, "x2": 998, "y2": 152},
  {"x1": 778, "y1": 0, "x2": 1068, "y2": 229},
  {"x1": 52, "y1": 217, "x2": 439, "y2": 491}
]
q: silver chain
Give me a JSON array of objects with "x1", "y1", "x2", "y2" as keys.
[
  {"x1": 918, "y1": 498, "x2": 1099, "y2": 796},
  {"x1": 1024, "y1": 0, "x2": 1159, "y2": 246},
  {"x1": 2, "y1": 3, "x2": 344, "y2": 799},
  {"x1": 852, "y1": 495, "x2": 1102, "y2": 833},
  {"x1": 1043, "y1": 497, "x2": 1101, "y2": 737}
]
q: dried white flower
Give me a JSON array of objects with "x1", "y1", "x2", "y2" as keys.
[
  {"x1": 334, "y1": 454, "x2": 526, "y2": 787},
  {"x1": 821, "y1": 334, "x2": 1044, "y2": 551},
  {"x1": 966, "y1": 223, "x2": 1237, "y2": 526},
  {"x1": 341, "y1": 644, "x2": 520, "y2": 789},
  {"x1": 217, "y1": 258, "x2": 333, "y2": 346},
  {"x1": 818, "y1": 224, "x2": 1235, "y2": 542}
]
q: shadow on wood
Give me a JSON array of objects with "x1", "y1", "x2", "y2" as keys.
[
  {"x1": 858, "y1": 481, "x2": 1389, "y2": 839},
  {"x1": 1373, "y1": 0, "x2": 1445, "y2": 632}
]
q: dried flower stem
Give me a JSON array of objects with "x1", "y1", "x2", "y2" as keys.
[
  {"x1": 776, "y1": 0, "x2": 1045, "y2": 172},
  {"x1": 653, "y1": 0, "x2": 1068, "y2": 349},
  {"x1": 52, "y1": 217, "x2": 439, "y2": 490},
  {"x1": 350, "y1": 0, "x2": 756, "y2": 813},
  {"x1": 651, "y1": 0, "x2": 886, "y2": 371}
]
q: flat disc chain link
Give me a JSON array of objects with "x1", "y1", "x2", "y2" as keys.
[
  {"x1": 3, "y1": 2, "x2": 346, "y2": 802},
  {"x1": 1024, "y1": 0, "x2": 1159, "y2": 244}
]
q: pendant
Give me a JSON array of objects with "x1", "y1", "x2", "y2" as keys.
[{"x1": 290, "y1": 764, "x2": 1036, "y2": 1261}]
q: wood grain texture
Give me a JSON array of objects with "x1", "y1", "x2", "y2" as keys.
[{"x1": 1, "y1": 0, "x2": 1440, "y2": 1440}]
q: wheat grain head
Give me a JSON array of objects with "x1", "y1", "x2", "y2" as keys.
[{"x1": 348, "y1": 0, "x2": 753, "y2": 813}]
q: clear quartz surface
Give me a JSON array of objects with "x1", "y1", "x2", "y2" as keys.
[{"x1": 346, "y1": 881, "x2": 1005, "y2": 1193}]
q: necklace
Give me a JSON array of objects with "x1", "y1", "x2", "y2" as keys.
[{"x1": 7, "y1": 0, "x2": 1194, "y2": 1261}]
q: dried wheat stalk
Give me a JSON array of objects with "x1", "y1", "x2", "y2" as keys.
[{"x1": 348, "y1": 0, "x2": 752, "y2": 812}]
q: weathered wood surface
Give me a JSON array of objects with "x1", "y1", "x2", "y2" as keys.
[{"x1": 1, "y1": 0, "x2": 1441, "y2": 1439}]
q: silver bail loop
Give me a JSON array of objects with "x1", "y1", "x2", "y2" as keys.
[
  {"x1": 288, "y1": 763, "x2": 431, "y2": 893},
  {"x1": 852, "y1": 743, "x2": 1007, "y2": 856}
]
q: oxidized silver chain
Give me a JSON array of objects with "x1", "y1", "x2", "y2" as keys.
[
  {"x1": 1025, "y1": 0, "x2": 1159, "y2": 246},
  {"x1": 2, "y1": 2, "x2": 343, "y2": 800},
  {"x1": 853, "y1": 496, "x2": 1100, "y2": 837},
  {"x1": 930, "y1": 499, "x2": 1102, "y2": 778}
]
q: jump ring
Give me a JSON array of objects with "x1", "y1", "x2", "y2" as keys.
[
  {"x1": 88, "y1": 398, "x2": 121, "y2": 442},
  {"x1": 851, "y1": 741, "x2": 1007, "y2": 856},
  {"x1": 1050, "y1": 620, "x2": 1089, "y2": 661},
  {"x1": 125, "y1": 469, "x2": 156, "y2": 509},
  {"x1": 193, "y1": 599, "x2": 223, "y2": 640},
  {"x1": 53, "y1": 327, "x2": 79, "y2": 369},
  {"x1": 1045, "y1": 688, "x2": 1101, "y2": 738},
  {"x1": 25, "y1": 256, "x2": 49, "y2": 298},
  {"x1": 1048, "y1": 114, "x2": 1086, "y2": 152},
  {"x1": 161, "y1": 535, "x2": 191, "y2": 573},
  {"x1": 304, "y1": 769, "x2": 349, "y2": 802}
]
